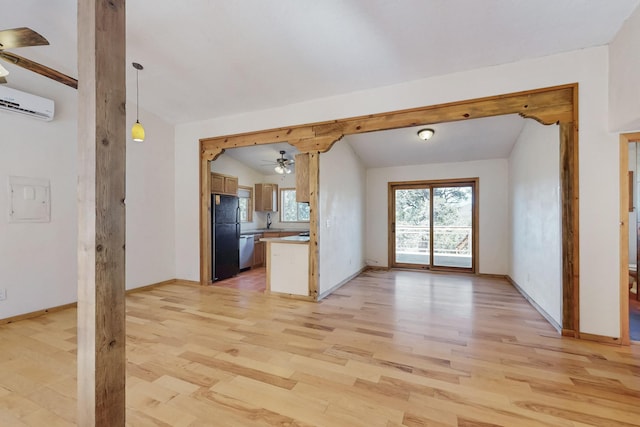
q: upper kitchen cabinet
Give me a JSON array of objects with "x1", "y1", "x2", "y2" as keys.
[
  {"x1": 211, "y1": 172, "x2": 238, "y2": 195},
  {"x1": 295, "y1": 153, "x2": 309, "y2": 203},
  {"x1": 255, "y1": 183, "x2": 278, "y2": 211}
]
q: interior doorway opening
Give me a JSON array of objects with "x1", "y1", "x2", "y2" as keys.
[
  {"x1": 619, "y1": 132, "x2": 640, "y2": 345},
  {"x1": 628, "y1": 144, "x2": 640, "y2": 340},
  {"x1": 200, "y1": 84, "x2": 579, "y2": 335},
  {"x1": 621, "y1": 134, "x2": 640, "y2": 343}
]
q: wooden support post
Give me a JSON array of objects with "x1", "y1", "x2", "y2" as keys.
[
  {"x1": 560, "y1": 121, "x2": 579, "y2": 336},
  {"x1": 308, "y1": 151, "x2": 320, "y2": 299},
  {"x1": 200, "y1": 154, "x2": 212, "y2": 285},
  {"x1": 77, "y1": 0, "x2": 126, "y2": 425}
]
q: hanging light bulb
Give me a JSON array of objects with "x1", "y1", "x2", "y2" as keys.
[
  {"x1": 132, "y1": 120, "x2": 144, "y2": 142},
  {"x1": 131, "y1": 62, "x2": 145, "y2": 142}
]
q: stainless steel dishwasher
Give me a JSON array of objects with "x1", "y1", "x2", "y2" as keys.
[{"x1": 239, "y1": 235, "x2": 254, "y2": 270}]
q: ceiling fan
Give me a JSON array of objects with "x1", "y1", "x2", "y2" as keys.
[
  {"x1": 266, "y1": 150, "x2": 295, "y2": 174},
  {"x1": 0, "y1": 27, "x2": 78, "y2": 89}
]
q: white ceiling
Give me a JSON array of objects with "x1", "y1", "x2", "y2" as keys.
[
  {"x1": 224, "y1": 114, "x2": 528, "y2": 171},
  {"x1": 1, "y1": 1, "x2": 638, "y2": 168},
  {"x1": 224, "y1": 143, "x2": 299, "y2": 176},
  {"x1": 344, "y1": 114, "x2": 528, "y2": 168},
  {"x1": 1, "y1": 0, "x2": 638, "y2": 125}
]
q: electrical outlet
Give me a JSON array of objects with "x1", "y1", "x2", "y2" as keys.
[{"x1": 0, "y1": 288, "x2": 6, "y2": 301}]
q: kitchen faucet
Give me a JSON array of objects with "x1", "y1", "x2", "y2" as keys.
[{"x1": 266, "y1": 213, "x2": 272, "y2": 229}]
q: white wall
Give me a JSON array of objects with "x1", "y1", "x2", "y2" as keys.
[
  {"x1": 175, "y1": 46, "x2": 620, "y2": 337},
  {"x1": 0, "y1": 73, "x2": 176, "y2": 318},
  {"x1": 125, "y1": 107, "x2": 176, "y2": 290},
  {"x1": 0, "y1": 78, "x2": 77, "y2": 319},
  {"x1": 366, "y1": 159, "x2": 508, "y2": 274},
  {"x1": 508, "y1": 120, "x2": 561, "y2": 324},
  {"x1": 609, "y1": 5, "x2": 640, "y2": 131},
  {"x1": 319, "y1": 141, "x2": 366, "y2": 295}
]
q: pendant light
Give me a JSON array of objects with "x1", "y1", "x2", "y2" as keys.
[{"x1": 131, "y1": 62, "x2": 145, "y2": 142}]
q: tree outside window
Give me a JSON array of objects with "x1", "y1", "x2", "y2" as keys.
[
  {"x1": 238, "y1": 186, "x2": 253, "y2": 223},
  {"x1": 280, "y1": 188, "x2": 309, "y2": 222}
]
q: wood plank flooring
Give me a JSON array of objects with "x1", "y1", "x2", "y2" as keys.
[
  {"x1": 1, "y1": 270, "x2": 639, "y2": 426},
  {"x1": 213, "y1": 267, "x2": 266, "y2": 292}
]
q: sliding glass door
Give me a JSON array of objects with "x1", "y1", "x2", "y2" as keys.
[
  {"x1": 432, "y1": 186, "x2": 473, "y2": 269},
  {"x1": 394, "y1": 187, "x2": 431, "y2": 266},
  {"x1": 390, "y1": 179, "x2": 477, "y2": 272}
]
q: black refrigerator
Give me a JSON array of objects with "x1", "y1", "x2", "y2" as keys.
[{"x1": 212, "y1": 194, "x2": 240, "y2": 281}]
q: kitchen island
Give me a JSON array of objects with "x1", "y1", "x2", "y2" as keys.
[{"x1": 260, "y1": 235, "x2": 310, "y2": 298}]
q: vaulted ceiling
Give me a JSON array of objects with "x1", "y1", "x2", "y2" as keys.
[
  {"x1": 2, "y1": 1, "x2": 638, "y2": 167},
  {"x1": 2, "y1": 1, "x2": 638, "y2": 125}
]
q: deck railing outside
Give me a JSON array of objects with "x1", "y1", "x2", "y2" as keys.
[{"x1": 395, "y1": 225, "x2": 472, "y2": 267}]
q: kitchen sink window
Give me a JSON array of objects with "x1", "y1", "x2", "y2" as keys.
[
  {"x1": 238, "y1": 186, "x2": 253, "y2": 223},
  {"x1": 280, "y1": 188, "x2": 310, "y2": 222}
]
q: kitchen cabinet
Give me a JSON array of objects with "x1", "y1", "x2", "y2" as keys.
[
  {"x1": 210, "y1": 172, "x2": 238, "y2": 195},
  {"x1": 263, "y1": 238, "x2": 309, "y2": 296},
  {"x1": 253, "y1": 236, "x2": 265, "y2": 267},
  {"x1": 295, "y1": 153, "x2": 310, "y2": 203},
  {"x1": 254, "y1": 183, "x2": 278, "y2": 211}
]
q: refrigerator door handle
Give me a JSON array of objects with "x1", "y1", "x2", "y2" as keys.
[
  {"x1": 236, "y1": 206, "x2": 240, "y2": 223},
  {"x1": 236, "y1": 223, "x2": 240, "y2": 239}
]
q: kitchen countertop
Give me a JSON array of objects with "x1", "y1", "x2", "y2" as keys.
[
  {"x1": 241, "y1": 229, "x2": 308, "y2": 235},
  {"x1": 260, "y1": 235, "x2": 310, "y2": 244}
]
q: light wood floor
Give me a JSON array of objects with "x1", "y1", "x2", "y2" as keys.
[
  {"x1": 1, "y1": 270, "x2": 639, "y2": 426},
  {"x1": 213, "y1": 266, "x2": 266, "y2": 292}
]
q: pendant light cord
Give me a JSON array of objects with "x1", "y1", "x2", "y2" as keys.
[
  {"x1": 136, "y1": 67, "x2": 139, "y2": 122},
  {"x1": 132, "y1": 62, "x2": 143, "y2": 122}
]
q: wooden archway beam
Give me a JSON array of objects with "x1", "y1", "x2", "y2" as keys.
[
  {"x1": 200, "y1": 85, "x2": 574, "y2": 155},
  {"x1": 199, "y1": 83, "x2": 579, "y2": 335}
]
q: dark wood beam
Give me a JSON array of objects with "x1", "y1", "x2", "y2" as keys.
[{"x1": 77, "y1": 0, "x2": 126, "y2": 425}]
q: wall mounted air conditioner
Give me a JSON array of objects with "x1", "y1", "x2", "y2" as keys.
[{"x1": 0, "y1": 86, "x2": 54, "y2": 121}]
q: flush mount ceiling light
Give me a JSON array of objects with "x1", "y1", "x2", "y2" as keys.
[
  {"x1": 131, "y1": 62, "x2": 145, "y2": 142},
  {"x1": 417, "y1": 128, "x2": 435, "y2": 141},
  {"x1": 0, "y1": 63, "x2": 9, "y2": 79}
]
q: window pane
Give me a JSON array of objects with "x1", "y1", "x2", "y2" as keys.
[
  {"x1": 297, "y1": 203, "x2": 310, "y2": 221},
  {"x1": 394, "y1": 188, "x2": 430, "y2": 265},
  {"x1": 282, "y1": 190, "x2": 296, "y2": 221},
  {"x1": 238, "y1": 198, "x2": 248, "y2": 222},
  {"x1": 281, "y1": 189, "x2": 309, "y2": 222},
  {"x1": 432, "y1": 186, "x2": 472, "y2": 268}
]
